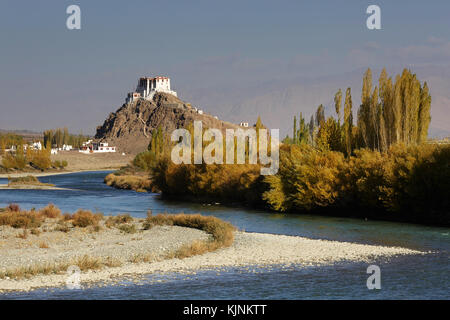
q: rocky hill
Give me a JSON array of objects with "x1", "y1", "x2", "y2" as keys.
[{"x1": 95, "y1": 93, "x2": 240, "y2": 154}]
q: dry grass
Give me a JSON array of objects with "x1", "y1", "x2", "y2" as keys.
[
  {"x1": 104, "y1": 173, "x2": 152, "y2": 193},
  {"x1": 144, "y1": 213, "x2": 236, "y2": 259},
  {"x1": 128, "y1": 253, "x2": 154, "y2": 263},
  {"x1": 54, "y1": 222, "x2": 70, "y2": 233},
  {"x1": 105, "y1": 213, "x2": 133, "y2": 228},
  {"x1": 30, "y1": 228, "x2": 40, "y2": 236},
  {"x1": 0, "y1": 209, "x2": 43, "y2": 229},
  {"x1": 0, "y1": 255, "x2": 124, "y2": 279},
  {"x1": 7, "y1": 176, "x2": 54, "y2": 187},
  {"x1": 0, "y1": 203, "x2": 60, "y2": 229},
  {"x1": 38, "y1": 203, "x2": 61, "y2": 219},
  {"x1": 117, "y1": 223, "x2": 136, "y2": 234},
  {"x1": 0, "y1": 262, "x2": 70, "y2": 279},
  {"x1": 16, "y1": 229, "x2": 29, "y2": 239},
  {"x1": 62, "y1": 213, "x2": 72, "y2": 221},
  {"x1": 71, "y1": 210, "x2": 102, "y2": 228},
  {"x1": 38, "y1": 241, "x2": 49, "y2": 249},
  {"x1": 0, "y1": 203, "x2": 236, "y2": 280}
]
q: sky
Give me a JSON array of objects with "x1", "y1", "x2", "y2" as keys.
[{"x1": 1, "y1": 0, "x2": 450, "y2": 136}]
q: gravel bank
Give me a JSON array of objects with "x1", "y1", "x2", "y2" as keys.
[
  {"x1": 0, "y1": 184, "x2": 70, "y2": 190},
  {"x1": 0, "y1": 228, "x2": 425, "y2": 292},
  {"x1": 0, "y1": 151, "x2": 134, "y2": 178}
]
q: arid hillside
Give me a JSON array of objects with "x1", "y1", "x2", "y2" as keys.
[{"x1": 95, "y1": 93, "x2": 240, "y2": 154}]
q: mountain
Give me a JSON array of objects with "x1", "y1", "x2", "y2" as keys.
[{"x1": 95, "y1": 92, "x2": 239, "y2": 154}]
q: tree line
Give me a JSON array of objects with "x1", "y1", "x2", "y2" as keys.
[
  {"x1": 0, "y1": 134, "x2": 24, "y2": 155},
  {"x1": 43, "y1": 128, "x2": 89, "y2": 149},
  {"x1": 283, "y1": 68, "x2": 432, "y2": 155}
]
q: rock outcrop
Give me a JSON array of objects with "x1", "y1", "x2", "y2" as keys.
[{"x1": 95, "y1": 93, "x2": 239, "y2": 154}]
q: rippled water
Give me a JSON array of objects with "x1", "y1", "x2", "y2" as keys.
[{"x1": 0, "y1": 171, "x2": 448, "y2": 299}]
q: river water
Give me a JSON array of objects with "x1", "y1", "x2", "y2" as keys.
[{"x1": 0, "y1": 171, "x2": 448, "y2": 299}]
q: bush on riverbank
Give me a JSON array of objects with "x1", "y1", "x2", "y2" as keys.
[
  {"x1": 150, "y1": 143, "x2": 450, "y2": 226},
  {"x1": 151, "y1": 158, "x2": 264, "y2": 204},
  {"x1": 0, "y1": 208, "x2": 43, "y2": 229},
  {"x1": 70, "y1": 210, "x2": 103, "y2": 228},
  {"x1": 1, "y1": 150, "x2": 68, "y2": 173},
  {"x1": 266, "y1": 143, "x2": 450, "y2": 225},
  {"x1": 7, "y1": 176, "x2": 55, "y2": 187},
  {"x1": 144, "y1": 212, "x2": 236, "y2": 258},
  {"x1": 0, "y1": 204, "x2": 62, "y2": 228},
  {"x1": 104, "y1": 173, "x2": 153, "y2": 193}
]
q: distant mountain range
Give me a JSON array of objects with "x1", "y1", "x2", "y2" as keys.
[{"x1": 180, "y1": 66, "x2": 450, "y2": 139}]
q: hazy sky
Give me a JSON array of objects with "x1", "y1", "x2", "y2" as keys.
[{"x1": 1, "y1": 0, "x2": 450, "y2": 134}]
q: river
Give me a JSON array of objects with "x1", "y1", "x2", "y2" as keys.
[{"x1": 0, "y1": 171, "x2": 448, "y2": 299}]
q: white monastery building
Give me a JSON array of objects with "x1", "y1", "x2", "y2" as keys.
[{"x1": 126, "y1": 76, "x2": 177, "y2": 104}]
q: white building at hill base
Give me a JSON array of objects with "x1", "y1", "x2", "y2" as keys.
[
  {"x1": 126, "y1": 76, "x2": 177, "y2": 104},
  {"x1": 79, "y1": 142, "x2": 116, "y2": 154}
]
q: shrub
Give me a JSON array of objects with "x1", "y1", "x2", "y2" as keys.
[
  {"x1": 144, "y1": 213, "x2": 235, "y2": 258},
  {"x1": 30, "y1": 228, "x2": 41, "y2": 236},
  {"x1": 72, "y1": 209, "x2": 102, "y2": 228},
  {"x1": 133, "y1": 151, "x2": 157, "y2": 171},
  {"x1": 263, "y1": 144, "x2": 345, "y2": 212},
  {"x1": 38, "y1": 203, "x2": 61, "y2": 218},
  {"x1": 0, "y1": 210, "x2": 43, "y2": 229},
  {"x1": 151, "y1": 157, "x2": 262, "y2": 203},
  {"x1": 74, "y1": 255, "x2": 102, "y2": 271},
  {"x1": 8, "y1": 176, "x2": 39, "y2": 185},
  {"x1": 7, "y1": 176, "x2": 53, "y2": 187},
  {"x1": 62, "y1": 213, "x2": 72, "y2": 221},
  {"x1": 104, "y1": 174, "x2": 152, "y2": 192},
  {"x1": 117, "y1": 224, "x2": 136, "y2": 234},
  {"x1": 39, "y1": 241, "x2": 49, "y2": 249},
  {"x1": 7, "y1": 203, "x2": 20, "y2": 212},
  {"x1": 29, "y1": 150, "x2": 52, "y2": 171},
  {"x1": 105, "y1": 213, "x2": 133, "y2": 228},
  {"x1": 1, "y1": 153, "x2": 16, "y2": 170}
]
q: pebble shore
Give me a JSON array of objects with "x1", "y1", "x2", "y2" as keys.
[{"x1": 0, "y1": 224, "x2": 425, "y2": 292}]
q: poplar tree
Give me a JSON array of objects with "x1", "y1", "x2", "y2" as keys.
[
  {"x1": 315, "y1": 104, "x2": 325, "y2": 127},
  {"x1": 334, "y1": 89, "x2": 342, "y2": 125},
  {"x1": 417, "y1": 82, "x2": 431, "y2": 143},
  {"x1": 358, "y1": 68, "x2": 373, "y2": 148},
  {"x1": 357, "y1": 68, "x2": 431, "y2": 150},
  {"x1": 293, "y1": 116, "x2": 297, "y2": 144},
  {"x1": 343, "y1": 87, "x2": 353, "y2": 156}
]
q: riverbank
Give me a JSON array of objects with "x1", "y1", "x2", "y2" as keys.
[
  {"x1": 0, "y1": 152, "x2": 134, "y2": 178},
  {"x1": 0, "y1": 169, "x2": 114, "y2": 179},
  {"x1": 0, "y1": 215, "x2": 425, "y2": 292},
  {"x1": 0, "y1": 184, "x2": 69, "y2": 190}
]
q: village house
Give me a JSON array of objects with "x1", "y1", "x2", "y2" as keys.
[
  {"x1": 31, "y1": 141, "x2": 42, "y2": 150},
  {"x1": 79, "y1": 141, "x2": 116, "y2": 154}
]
